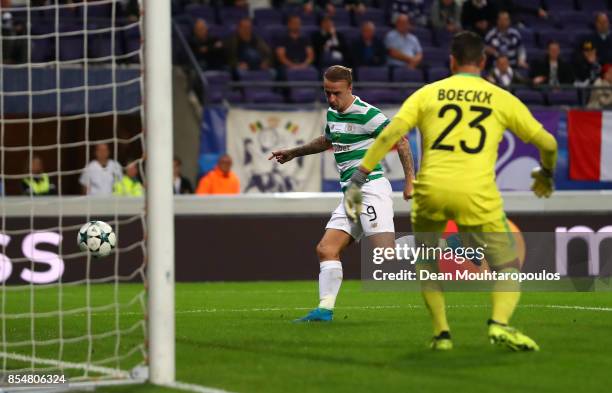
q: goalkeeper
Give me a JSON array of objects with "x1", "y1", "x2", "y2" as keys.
[{"x1": 344, "y1": 32, "x2": 557, "y2": 351}]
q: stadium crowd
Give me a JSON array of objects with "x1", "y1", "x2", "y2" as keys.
[{"x1": 175, "y1": 0, "x2": 612, "y2": 106}]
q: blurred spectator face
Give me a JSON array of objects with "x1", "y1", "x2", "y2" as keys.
[
  {"x1": 442, "y1": 0, "x2": 454, "y2": 6},
  {"x1": 324, "y1": 78, "x2": 353, "y2": 112},
  {"x1": 237, "y1": 18, "x2": 252, "y2": 41},
  {"x1": 193, "y1": 19, "x2": 208, "y2": 41},
  {"x1": 320, "y1": 17, "x2": 334, "y2": 33},
  {"x1": 361, "y1": 22, "x2": 375, "y2": 42},
  {"x1": 288, "y1": 16, "x2": 302, "y2": 35},
  {"x1": 395, "y1": 14, "x2": 410, "y2": 35},
  {"x1": 95, "y1": 144, "x2": 110, "y2": 163},
  {"x1": 126, "y1": 162, "x2": 138, "y2": 178},
  {"x1": 472, "y1": 0, "x2": 486, "y2": 8},
  {"x1": 218, "y1": 155, "x2": 233, "y2": 175},
  {"x1": 497, "y1": 12, "x2": 511, "y2": 31},
  {"x1": 583, "y1": 43, "x2": 598, "y2": 63},
  {"x1": 173, "y1": 159, "x2": 181, "y2": 178},
  {"x1": 548, "y1": 42, "x2": 560, "y2": 61},
  {"x1": 496, "y1": 56, "x2": 510, "y2": 73},
  {"x1": 31, "y1": 156, "x2": 43, "y2": 174},
  {"x1": 595, "y1": 13, "x2": 609, "y2": 35},
  {"x1": 603, "y1": 64, "x2": 612, "y2": 82}
]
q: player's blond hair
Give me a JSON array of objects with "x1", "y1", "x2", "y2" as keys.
[{"x1": 324, "y1": 65, "x2": 353, "y2": 86}]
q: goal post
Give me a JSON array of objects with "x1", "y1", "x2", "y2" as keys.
[
  {"x1": 0, "y1": 0, "x2": 175, "y2": 388},
  {"x1": 144, "y1": 0, "x2": 176, "y2": 386}
]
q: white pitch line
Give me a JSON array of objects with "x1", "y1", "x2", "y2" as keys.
[{"x1": 166, "y1": 380, "x2": 238, "y2": 393}]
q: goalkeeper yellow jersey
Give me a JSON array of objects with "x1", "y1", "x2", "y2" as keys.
[{"x1": 362, "y1": 73, "x2": 547, "y2": 225}]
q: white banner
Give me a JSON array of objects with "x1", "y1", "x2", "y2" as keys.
[{"x1": 227, "y1": 108, "x2": 324, "y2": 193}]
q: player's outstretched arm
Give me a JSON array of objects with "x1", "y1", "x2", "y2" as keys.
[
  {"x1": 268, "y1": 135, "x2": 332, "y2": 164},
  {"x1": 530, "y1": 131, "x2": 558, "y2": 198},
  {"x1": 396, "y1": 136, "x2": 415, "y2": 200}
]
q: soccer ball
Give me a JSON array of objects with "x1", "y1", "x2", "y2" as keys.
[{"x1": 78, "y1": 221, "x2": 116, "y2": 258}]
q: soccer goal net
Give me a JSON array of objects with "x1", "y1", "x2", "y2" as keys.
[{"x1": 0, "y1": 0, "x2": 174, "y2": 389}]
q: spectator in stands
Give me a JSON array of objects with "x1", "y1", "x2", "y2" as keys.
[
  {"x1": 430, "y1": 0, "x2": 462, "y2": 33},
  {"x1": 530, "y1": 40, "x2": 574, "y2": 87},
  {"x1": 352, "y1": 21, "x2": 387, "y2": 67},
  {"x1": 190, "y1": 19, "x2": 224, "y2": 71},
  {"x1": 173, "y1": 157, "x2": 193, "y2": 194},
  {"x1": 574, "y1": 41, "x2": 602, "y2": 86},
  {"x1": 588, "y1": 63, "x2": 612, "y2": 109},
  {"x1": 276, "y1": 15, "x2": 315, "y2": 70},
  {"x1": 113, "y1": 160, "x2": 143, "y2": 197},
  {"x1": 312, "y1": 15, "x2": 350, "y2": 68},
  {"x1": 225, "y1": 17, "x2": 272, "y2": 71},
  {"x1": 385, "y1": 14, "x2": 423, "y2": 69},
  {"x1": 196, "y1": 154, "x2": 240, "y2": 195},
  {"x1": 22, "y1": 155, "x2": 56, "y2": 196},
  {"x1": 1, "y1": 0, "x2": 26, "y2": 64},
  {"x1": 486, "y1": 55, "x2": 527, "y2": 88},
  {"x1": 388, "y1": 0, "x2": 427, "y2": 26},
  {"x1": 587, "y1": 12, "x2": 612, "y2": 65},
  {"x1": 80, "y1": 143, "x2": 123, "y2": 196},
  {"x1": 308, "y1": 1, "x2": 367, "y2": 16},
  {"x1": 461, "y1": 0, "x2": 498, "y2": 37},
  {"x1": 485, "y1": 11, "x2": 527, "y2": 69}
]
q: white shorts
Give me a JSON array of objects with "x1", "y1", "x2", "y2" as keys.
[{"x1": 326, "y1": 177, "x2": 395, "y2": 240}]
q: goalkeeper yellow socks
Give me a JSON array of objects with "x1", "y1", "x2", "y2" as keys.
[
  {"x1": 422, "y1": 290, "x2": 450, "y2": 335},
  {"x1": 491, "y1": 291, "x2": 520, "y2": 325},
  {"x1": 318, "y1": 260, "x2": 343, "y2": 310}
]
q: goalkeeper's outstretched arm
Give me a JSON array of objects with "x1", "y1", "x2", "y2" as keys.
[
  {"x1": 269, "y1": 136, "x2": 332, "y2": 164},
  {"x1": 359, "y1": 117, "x2": 412, "y2": 174}
]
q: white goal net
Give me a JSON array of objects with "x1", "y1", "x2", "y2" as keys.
[{"x1": 0, "y1": 0, "x2": 151, "y2": 387}]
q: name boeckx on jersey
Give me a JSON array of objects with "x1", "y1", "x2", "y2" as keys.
[{"x1": 438, "y1": 89, "x2": 492, "y2": 104}]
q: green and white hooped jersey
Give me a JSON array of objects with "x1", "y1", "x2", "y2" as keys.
[{"x1": 325, "y1": 96, "x2": 390, "y2": 191}]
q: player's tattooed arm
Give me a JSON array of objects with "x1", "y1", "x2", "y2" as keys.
[
  {"x1": 268, "y1": 136, "x2": 332, "y2": 164},
  {"x1": 396, "y1": 136, "x2": 415, "y2": 200}
]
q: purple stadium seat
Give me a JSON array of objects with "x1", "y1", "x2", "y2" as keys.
[
  {"x1": 558, "y1": 11, "x2": 591, "y2": 29},
  {"x1": 375, "y1": 26, "x2": 392, "y2": 41},
  {"x1": 434, "y1": 29, "x2": 452, "y2": 48},
  {"x1": 519, "y1": 29, "x2": 537, "y2": 48},
  {"x1": 239, "y1": 70, "x2": 283, "y2": 103},
  {"x1": 87, "y1": 3, "x2": 113, "y2": 19},
  {"x1": 208, "y1": 24, "x2": 233, "y2": 40},
  {"x1": 423, "y1": 47, "x2": 449, "y2": 67},
  {"x1": 219, "y1": 7, "x2": 249, "y2": 27},
  {"x1": 579, "y1": 0, "x2": 608, "y2": 12},
  {"x1": 204, "y1": 71, "x2": 242, "y2": 103},
  {"x1": 336, "y1": 26, "x2": 360, "y2": 44},
  {"x1": 547, "y1": 90, "x2": 579, "y2": 106},
  {"x1": 552, "y1": 0, "x2": 578, "y2": 10},
  {"x1": 89, "y1": 23, "x2": 124, "y2": 60},
  {"x1": 515, "y1": 89, "x2": 546, "y2": 105},
  {"x1": 30, "y1": 24, "x2": 55, "y2": 63},
  {"x1": 185, "y1": 4, "x2": 217, "y2": 24},
  {"x1": 357, "y1": 66, "x2": 389, "y2": 82},
  {"x1": 392, "y1": 67, "x2": 425, "y2": 83},
  {"x1": 354, "y1": 8, "x2": 386, "y2": 26},
  {"x1": 254, "y1": 8, "x2": 283, "y2": 26},
  {"x1": 330, "y1": 9, "x2": 351, "y2": 27},
  {"x1": 123, "y1": 24, "x2": 141, "y2": 62},
  {"x1": 262, "y1": 24, "x2": 286, "y2": 47},
  {"x1": 428, "y1": 66, "x2": 450, "y2": 82},
  {"x1": 286, "y1": 67, "x2": 319, "y2": 103},
  {"x1": 413, "y1": 27, "x2": 433, "y2": 47},
  {"x1": 538, "y1": 30, "x2": 572, "y2": 49}
]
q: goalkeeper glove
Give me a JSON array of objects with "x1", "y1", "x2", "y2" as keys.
[
  {"x1": 344, "y1": 170, "x2": 368, "y2": 223},
  {"x1": 531, "y1": 165, "x2": 554, "y2": 198}
]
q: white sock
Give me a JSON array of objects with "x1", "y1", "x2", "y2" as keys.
[{"x1": 318, "y1": 260, "x2": 343, "y2": 310}]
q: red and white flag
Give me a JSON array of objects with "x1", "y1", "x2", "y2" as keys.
[{"x1": 567, "y1": 110, "x2": 612, "y2": 181}]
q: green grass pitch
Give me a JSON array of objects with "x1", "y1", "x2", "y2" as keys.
[{"x1": 3, "y1": 281, "x2": 612, "y2": 393}]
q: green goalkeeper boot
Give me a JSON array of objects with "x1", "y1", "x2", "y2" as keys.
[{"x1": 488, "y1": 320, "x2": 540, "y2": 351}]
